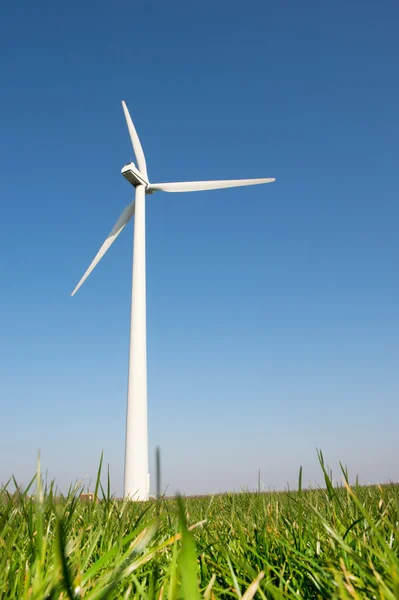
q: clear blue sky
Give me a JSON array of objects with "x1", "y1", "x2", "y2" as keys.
[{"x1": 1, "y1": 0, "x2": 398, "y2": 496}]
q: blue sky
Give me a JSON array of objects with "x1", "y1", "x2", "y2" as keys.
[{"x1": 1, "y1": 0, "x2": 398, "y2": 496}]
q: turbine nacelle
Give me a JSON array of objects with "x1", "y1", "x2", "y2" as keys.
[{"x1": 121, "y1": 162, "x2": 149, "y2": 189}]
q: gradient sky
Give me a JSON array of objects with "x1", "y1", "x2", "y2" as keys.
[{"x1": 1, "y1": 0, "x2": 398, "y2": 496}]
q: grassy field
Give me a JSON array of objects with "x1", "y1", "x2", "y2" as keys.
[{"x1": 1, "y1": 452, "x2": 398, "y2": 599}]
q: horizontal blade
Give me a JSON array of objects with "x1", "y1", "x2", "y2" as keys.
[
  {"x1": 71, "y1": 200, "x2": 135, "y2": 296},
  {"x1": 121, "y1": 101, "x2": 148, "y2": 181},
  {"x1": 147, "y1": 178, "x2": 275, "y2": 193}
]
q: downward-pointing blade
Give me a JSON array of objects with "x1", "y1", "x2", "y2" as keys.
[
  {"x1": 147, "y1": 178, "x2": 275, "y2": 193},
  {"x1": 71, "y1": 199, "x2": 135, "y2": 296},
  {"x1": 121, "y1": 101, "x2": 148, "y2": 181}
]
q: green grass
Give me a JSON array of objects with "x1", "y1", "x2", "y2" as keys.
[{"x1": 1, "y1": 452, "x2": 398, "y2": 599}]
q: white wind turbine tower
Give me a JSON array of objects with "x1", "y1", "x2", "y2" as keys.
[{"x1": 72, "y1": 101, "x2": 275, "y2": 500}]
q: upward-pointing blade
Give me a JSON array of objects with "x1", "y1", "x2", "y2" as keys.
[
  {"x1": 71, "y1": 199, "x2": 135, "y2": 296},
  {"x1": 121, "y1": 101, "x2": 148, "y2": 181},
  {"x1": 147, "y1": 178, "x2": 275, "y2": 193}
]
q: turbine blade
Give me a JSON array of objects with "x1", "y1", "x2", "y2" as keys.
[
  {"x1": 71, "y1": 200, "x2": 135, "y2": 296},
  {"x1": 147, "y1": 178, "x2": 275, "y2": 193},
  {"x1": 121, "y1": 101, "x2": 148, "y2": 180}
]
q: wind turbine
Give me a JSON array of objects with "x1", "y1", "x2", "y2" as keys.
[{"x1": 72, "y1": 101, "x2": 275, "y2": 500}]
